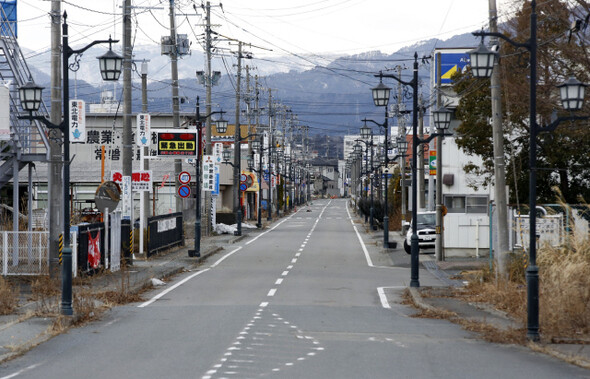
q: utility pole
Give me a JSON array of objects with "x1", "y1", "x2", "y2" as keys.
[
  {"x1": 140, "y1": 60, "x2": 150, "y2": 243},
  {"x1": 121, "y1": 0, "x2": 133, "y2": 262},
  {"x1": 168, "y1": 0, "x2": 183, "y2": 213},
  {"x1": 398, "y1": 67, "x2": 407, "y2": 222},
  {"x1": 267, "y1": 88, "x2": 273, "y2": 220},
  {"x1": 489, "y1": 0, "x2": 510, "y2": 274},
  {"x1": 245, "y1": 65, "x2": 252, "y2": 154},
  {"x1": 49, "y1": 0, "x2": 61, "y2": 277},
  {"x1": 435, "y1": 53, "x2": 445, "y2": 261},
  {"x1": 204, "y1": 0, "x2": 213, "y2": 235},
  {"x1": 233, "y1": 41, "x2": 243, "y2": 235}
]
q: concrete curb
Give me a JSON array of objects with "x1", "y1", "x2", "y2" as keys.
[{"x1": 408, "y1": 286, "x2": 590, "y2": 370}]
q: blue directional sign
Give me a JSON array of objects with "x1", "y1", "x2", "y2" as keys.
[{"x1": 263, "y1": 169, "x2": 270, "y2": 182}]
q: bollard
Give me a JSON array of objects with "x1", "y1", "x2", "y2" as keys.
[{"x1": 61, "y1": 247, "x2": 73, "y2": 316}]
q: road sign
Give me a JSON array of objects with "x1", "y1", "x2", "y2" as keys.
[
  {"x1": 240, "y1": 173, "x2": 248, "y2": 183},
  {"x1": 178, "y1": 184, "x2": 191, "y2": 198},
  {"x1": 239, "y1": 183, "x2": 248, "y2": 191},
  {"x1": 179, "y1": 171, "x2": 191, "y2": 184}
]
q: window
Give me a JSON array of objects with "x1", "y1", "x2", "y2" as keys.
[{"x1": 444, "y1": 195, "x2": 489, "y2": 214}]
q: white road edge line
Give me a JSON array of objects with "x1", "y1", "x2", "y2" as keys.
[
  {"x1": 0, "y1": 363, "x2": 42, "y2": 379},
  {"x1": 139, "y1": 245, "x2": 243, "y2": 308},
  {"x1": 138, "y1": 269, "x2": 210, "y2": 308},
  {"x1": 377, "y1": 286, "x2": 407, "y2": 309}
]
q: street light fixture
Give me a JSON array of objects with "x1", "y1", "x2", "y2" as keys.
[
  {"x1": 432, "y1": 106, "x2": 453, "y2": 131},
  {"x1": 18, "y1": 11, "x2": 122, "y2": 316},
  {"x1": 470, "y1": 0, "x2": 588, "y2": 341},
  {"x1": 215, "y1": 118, "x2": 228, "y2": 134},
  {"x1": 18, "y1": 81, "x2": 44, "y2": 112}
]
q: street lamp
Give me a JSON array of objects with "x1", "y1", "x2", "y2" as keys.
[
  {"x1": 373, "y1": 53, "x2": 450, "y2": 287},
  {"x1": 18, "y1": 12, "x2": 122, "y2": 316},
  {"x1": 187, "y1": 97, "x2": 225, "y2": 258},
  {"x1": 470, "y1": 0, "x2": 588, "y2": 341}
]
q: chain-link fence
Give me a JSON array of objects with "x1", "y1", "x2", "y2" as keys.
[{"x1": 0, "y1": 231, "x2": 49, "y2": 275}]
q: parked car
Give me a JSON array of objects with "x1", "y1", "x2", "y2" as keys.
[{"x1": 403, "y1": 211, "x2": 436, "y2": 254}]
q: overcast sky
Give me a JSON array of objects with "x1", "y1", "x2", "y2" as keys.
[{"x1": 17, "y1": 0, "x2": 517, "y2": 59}]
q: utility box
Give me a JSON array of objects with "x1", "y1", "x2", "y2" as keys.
[
  {"x1": 176, "y1": 34, "x2": 190, "y2": 56},
  {"x1": 161, "y1": 35, "x2": 190, "y2": 56},
  {"x1": 161, "y1": 36, "x2": 173, "y2": 55}
]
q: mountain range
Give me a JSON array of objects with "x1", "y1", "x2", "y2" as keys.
[{"x1": 24, "y1": 31, "x2": 480, "y2": 136}]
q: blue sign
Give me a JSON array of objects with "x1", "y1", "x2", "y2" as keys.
[
  {"x1": 212, "y1": 173, "x2": 220, "y2": 196},
  {"x1": 263, "y1": 169, "x2": 270, "y2": 182},
  {"x1": 435, "y1": 51, "x2": 471, "y2": 85},
  {"x1": 178, "y1": 184, "x2": 191, "y2": 198}
]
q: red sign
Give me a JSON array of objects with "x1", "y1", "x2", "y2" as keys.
[
  {"x1": 179, "y1": 171, "x2": 191, "y2": 184},
  {"x1": 111, "y1": 170, "x2": 152, "y2": 192}
]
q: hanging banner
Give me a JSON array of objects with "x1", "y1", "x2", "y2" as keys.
[
  {"x1": 136, "y1": 113, "x2": 151, "y2": 146},
  {"x1": 429, "y1": 150, "x2": 437, "y2": 176},
  {"x1": 69, "y1": 99, "x2": 86, "y2": 143},
  {"x1": 202, "y1": 155, "x2": 215, "y2": 191},
  {"x1": 213, "y1": 142, "x2": 223, "y2": 164},
  {"x1": 121, "y1": 175, "x2": 132, "y2": 220},
  {"x1": 88, "y1": 230, "x2": 101, "y2": 269},
  {"x1": 212, "y1": 164, "x2": 220, "y2": 196}
]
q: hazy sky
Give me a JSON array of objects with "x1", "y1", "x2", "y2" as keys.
[{"x1": 16, "y1": 0, "x2": 517, "y2": 59}]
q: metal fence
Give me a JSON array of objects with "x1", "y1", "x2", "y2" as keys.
[
  {"x1": 147, "y1": 212, "x2": 184, "y2": 257},
  {"x1": 0, "y1": 231, "x2": 49, "y2": 275}
]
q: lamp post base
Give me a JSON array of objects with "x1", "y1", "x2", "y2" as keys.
[
  {"x1": 526, "y1": 264, "x2": 540, "y2": 341},
  {"x1": 61, "y1": 247, "x2": 73, "y2": 316},
  {"x1": 383, "y1": 216, "x2": 389, "y2": 249}
]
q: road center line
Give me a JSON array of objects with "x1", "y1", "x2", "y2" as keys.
[{"x1": 267, "y1": 288, "x2": 277, "y2": 297}]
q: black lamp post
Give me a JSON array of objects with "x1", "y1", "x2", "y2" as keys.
[
  {"x1": 471, "y1": 0, "x2": 588, "y2": 341},
  {"x1": 18, "y1": 11, "x2": 122, "y2": 316},
  {"x1": 188, "y1": 97, "x2": 225, "y2": 258},
  {"x1": 372, "y1": 53, "x2": 451, "y2": 286},
  {"x1": 356, "y1": 135, "x2": 374, "y2": 230}
]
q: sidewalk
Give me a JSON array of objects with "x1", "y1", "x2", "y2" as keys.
[
  {"x1": 0, "y1": 221, "x2": 260, "y2": 364},
  {"x1": 363, "y1": 224, "x2": 590, "y2": 370}
]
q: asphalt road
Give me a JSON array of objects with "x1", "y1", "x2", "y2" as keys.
[{"x1": 0, "y1": 199, "x2": 588, "y2": 378}]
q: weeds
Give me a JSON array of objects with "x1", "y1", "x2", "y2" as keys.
[
  {"x1": 30, "y1": 275, "x2": 60, "y2": 315},
  {"x1": 0, "y1": 276, "x2": 19, "y2": 315}
]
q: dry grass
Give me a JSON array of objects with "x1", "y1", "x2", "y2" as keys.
[
  {"x1": 0, "y1": 276, "x2": 19, "y2": 315},
  {"x1": 30, "y1": 275, "x2": 60, "y2": 315},
  {"x1": 537, "y1": 233, "x2": 590, "y2": 339},
  {"x1": 454, "y1": 213, "x2": 590, "y2": 343}
]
